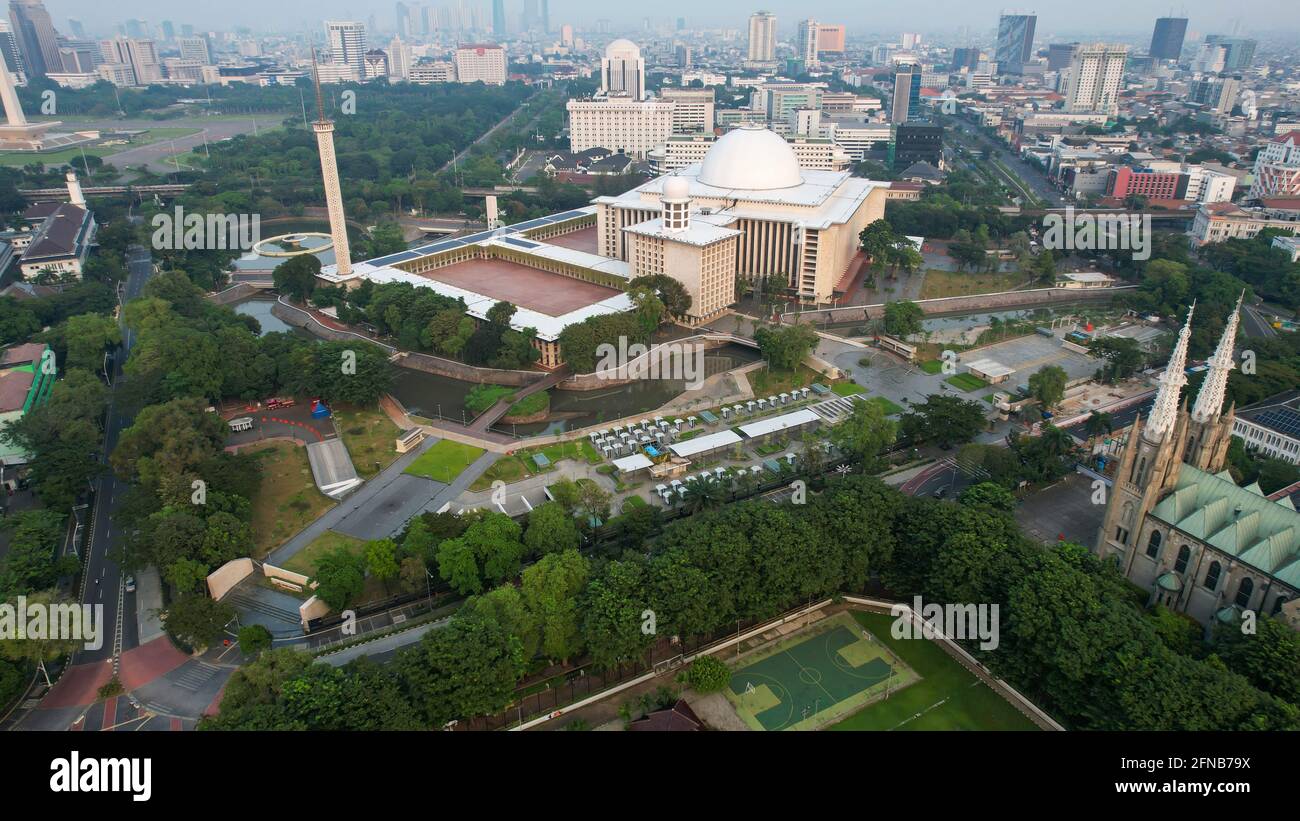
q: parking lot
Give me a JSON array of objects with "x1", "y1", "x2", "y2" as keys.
[{"x1": 960, "y1": 333, "x2": 1101, "y2": 386}]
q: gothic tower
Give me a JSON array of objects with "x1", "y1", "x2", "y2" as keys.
[
  {"x1": 1184, "y1": 294, "x2": 1243, "y2": 473},
  {"x1": 311, "y1": 50, "x2": 352, "y2": 278},
  {"x1": 1098, "y1": 304, "x2": 1196, "y2": 575}
]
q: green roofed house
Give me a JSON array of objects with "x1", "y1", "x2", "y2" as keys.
[
  {"x1": 0, "y1": 342, "x2": 54, "y2": 483},
  {"x1": 1096, "y1": 299, "x2": 1300, "y2": 629}
]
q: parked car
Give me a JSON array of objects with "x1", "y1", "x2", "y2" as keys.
[
  {"x1": 932, "y1": 485, "x2": 950, "y2": 499},
  {"x1": 124, "y1": 576, "x2": 136, "y2": 594}
]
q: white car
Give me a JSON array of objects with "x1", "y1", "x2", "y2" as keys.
[{"x1": 124, "y1": 576, "x2": 136, "y2": 594}]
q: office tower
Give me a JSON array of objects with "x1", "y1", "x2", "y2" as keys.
[
  {"x1": 325, "y1": 20, "x2": 367, "y2": 76},
  {"x1": 817, "y1": 24, "x2": 844, "y2": 53},
  {"x1": 454, "y1": 43, "x2": 506, "y2": 84},
  {"x1": 177, "y1": 36, "x2": 210, "y2": 64},
  {"x1": 1189, "y1": 74, "x2": 1240, "y2": 115},
  {"x1": 1046, "y1": 43, "x2": 1078, "y2": 71},
  {"x1": 561, "y1": 24, "x2": 573, "y2": 46},
  {"x1": 101, "y1": 36, "x2": 160, "y2": 84},
  {"x1": 180, "y1": 24, "x2": 193, "y2": 37},
  {"x1": 797, "y1": 19, "x2": 819, "y2": 67},
  {"x1": 950, "y1": 47, "x2": 981, "y2": 71},
  {"x1": 0, "y1": 20, "x2": 22, "y2": 78},
  {"x1": 601, "y1": 39, "x2": 644, "y2": 100},
  {"x1": 676, "y1": 17, "x2": 685, "y2": 31},
  {"x1": 9, "y1": 0, "x2": 63, "y2": 76},
  {"x1": 892, "y1": 65, "x2": 917, "y2": 123},
  {"x1": 160, "y1": 20, "x2": 174, "y2": 41},
  {"x1": 58, "y1": 40, "x2": 101, "y2": 73},
  {"x1": 492, "y1": 0, "x2": 506, "y2": 37},
  {"x1": 1063, "y1": 44, "x2": 1128, "y2": 115},
  {"x1": 386, "y1": 36, "x2": 411, "y2": 80},
  {"x1": 747, "y1": 11, "x2": 776, "y2": 63},
  {"x1": 310, "y1": 52, "x2": 351, "y2": 278},
  {"x1": 123, "y1": 19, "x2": 148, "y2": 39},
  {"x1": 900, "y1": 33, "x2": 921, "y2": 50},
  {"x1": 1204, "y1": 35, "x2": 1256, "y2": 71},
  {"x1": 395, "y1": 3, "x2": 410, "y2": 38},
  {"x1": 67, "y1": 17, "x2": 83, "y2": 38},
  {"x1": 1149, "y1": 17, "x2": 1187, "y2": 61},
  {"x1": 995, "y1": 12, "x2": 1036, "y2": 75},
  {"x1": 540, "y1": 0, "x2": 548, "y2": 33}
]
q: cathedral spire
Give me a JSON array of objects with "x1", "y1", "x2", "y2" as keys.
[
  {"x1": 1191, "y1": 292, "x2": 1243, "y2": 424},
  {"x1": 1145, "y1": 301, "x2": 1195, "y2": 443}
]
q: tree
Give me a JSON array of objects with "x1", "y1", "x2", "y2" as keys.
[
  {"x1": 581, "y1": 558, "x2": 653, "y2": 670},
  {"x1": 521, "y1": 549, "x2": 589, "y2": 663},
  {"x1": 753, "y1": 322, "x2": 819, "y2": 371},
  {"x1": 164, "y1": 595, "x2": 236, "y2": 651},
  {"x1": 1212, "y1": 615, "x2": 1300, "y2": 705},
  {"x1": 271, "y1": 254, "x2": 321, "y2": 302},
  {"x1": 1090, "y1": 336, "x2": 1145, "y2": 383},
  {"x1": 436, "y1": 512, "x2": 525, "y2": 594},
  {"x1": 628, "y1": 274, "x2": 692, "y2": 318},
  {"x1": 0, "y1": 591, "x2": 82, "y2": 686},
  {"x1": 365, "y1": 538, "x2": 400, "y2": 589},
  {"x1": 883, "y1": 300, "x2": 924, "y2": 338},
  {"x1": 829, "y1": 399, "x2": 896, "y2": 471},
  {"x1": 0, "y1": 510, "x2": 72, "y2": 598},
  {"x1": 238, "y1": 624, "x2": 273, "y2": 657},
  {"x1": 312, "y1": 545, "x2": 368, "y2": 610},
  {"x1": 61, "y1": 313, "x2": 121, "y2": 372},
  {"x1": 898, "y1": 394, "x2": 987, "y2": 448},
  {"x1": 958, "y1": 481, "x2": 1016, "y2": 511},
  {"x1": 398, "y1": 556, "x2": 427, "y2": 594},
  {"x1": 1083, "y1": 412, "x2": 1114, "y2": 448},
  {"x1": 524, "y1": 502, "x2": 581, "y2": 555},
  {"x1": 1028, "y1": 365, "x2": 1067, "y2": 410},
  {"x1": 682, "y1": 655, "x2": 730, "y2": 693}
]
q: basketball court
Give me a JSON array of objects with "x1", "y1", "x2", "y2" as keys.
[
  {"x1": 421, "y1": 256, "x2": 620, "y2": 316},
  {"x1": 724, "y1": 611, "x2": 916, "y2": 731}
]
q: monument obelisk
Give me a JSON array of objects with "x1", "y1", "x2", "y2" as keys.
[{"x1": 311, "y1": 50, "x2": 352, "y2": 278}]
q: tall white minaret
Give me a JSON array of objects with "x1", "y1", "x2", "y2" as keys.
[
  {"x1": 311, "y1": 50, "x2": 352, "y2": 278},
  {"x1": 66, "y1": 170, "x2": 85, "y2": 206},
  {"x1": 1144, "y1": 302, "x2": 1195, "y2": 444},
  {"x1": 661, "y1": 176, "x2": 691, "y2": 233}
]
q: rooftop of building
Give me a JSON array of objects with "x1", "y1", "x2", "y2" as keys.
[
  {"x1": 20, "y1": 203, "x2": 93, "y2": 263},
  {"x1": 1236, "y1": 389, "x2": 1300, "y2": 433},
  {"x1": 623, "y1": 212, "x2": 741, "y2": 246}
]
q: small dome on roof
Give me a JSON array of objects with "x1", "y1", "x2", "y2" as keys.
[
  {"x1": 662, "y1": 176, "x2": 690, "y2": 201},
  {"x1": 605, "y1": 39, "x2": 640, "y2": 58}
]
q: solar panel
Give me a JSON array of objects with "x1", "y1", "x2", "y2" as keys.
[
  {"x1": 500, "y1": 237, "x2": 540, "y2": 249},
  {"x1": 1255, "y1": 408, "x2": 1300, "y2": 437}
]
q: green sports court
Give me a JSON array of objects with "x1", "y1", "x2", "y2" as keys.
[{"x1": 724, "y1": 612, "x2": 917, "y2": 730}]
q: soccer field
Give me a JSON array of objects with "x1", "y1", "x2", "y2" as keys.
[
  {"x1": 724, "y1": 612, "x2": 917, "y2": 731},
  {"x1": 828, "y1": 611, "x2": 1041, "y2": 731}
]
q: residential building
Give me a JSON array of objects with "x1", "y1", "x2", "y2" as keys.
[
  {"x1": 1248, "y1": 131, "x2": 1300, "y2": 200},
  {"x1": 567, "y1": 96, "x2": 674, "y2": 156},
  {"x1": 325, "y1": 21, "x2": 367, "y2": 75},
  {"x1": 1062, "y1": 44, "x2": 1128, "y2": 115},
  {"x1": 797, "y1": 19, "x2": 819, "y2": 68},
  {"x1": 747, "y1": 11, "x2": 776, "y2": 64}
]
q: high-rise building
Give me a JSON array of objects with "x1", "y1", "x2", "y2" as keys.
[
  {"x1": 601, "y1": 38, "x2": 644, "y2": 100},
  {"x1": 325, "y1": 21, "x2": 367, "y2": 75},
  {"x1": 1046, "y1": 43, "x2": 1078, "y2": 71},
  {"x1": 386, "y1": 36, "x2": 411, "y2": 80},
  {"x1": 1189, "y1": 74, "x2": 1240, "y2": 116},
  {"x1": 660, "y1": 87, "x2": 714, "y2": 134},
  {"x1": 1149, "y1": 17, "x2": 1187, "y2": 61},
  {"x1": 395, "y1": 3, "x2": 411, "y2": 39},
  {"x1": 747, "y1": 11, "x2": 776, "y2": 63},
  {"x1": 950, "y1": 47, "x2": 981, "y2": 71},
  {"x1": 994, "y1": 13, "x2": 1036, "y2": 75},
  {"x1": 9, "y1": 0, "x2": 63, "y2": 76},
  {"x1": 816, "y1": 24, "x2": 845, "y2": 54},
  {"x1": 891, "y1": 65, "x2": 918, "y2": 123},
  {"x1": 0, "y1": 20, "x2": 23, "y2": 79},
  {"x1": 1248, "y1": 131, "x2": 1300, "y2": 199},
  {"x1": 101, "y1": 37, "x2": 160, "y2": 85},
  {"x1": 67, "y1": 17, "x2": 84, "y2": 38},
  {"x1": 1204, "y1": 35, "x2": 1257, "y2": 71},
  {"x1": 797, "y1": 19, "x2": 819, "y2": 68},
  {"x1": 160, "y1": 20, "x2": 174, "y2": 41},
  {"x1": 492, "y1": 0, "x2": 506, "y2": 37},
  {"x1": 177, "y1": 36, "x2": 210, "y2": 64},
  {"x1": 1063, "y1": 44, "x2": 1128, "y2": 116},
  {"x1": 454, "y1": 43, "x2": 506, "y2": 85},
  {"x1": 560, "y1": 24, "x2": 573, "y2": 47}
]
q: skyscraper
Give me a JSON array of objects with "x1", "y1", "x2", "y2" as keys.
[
  {"x1": 747, "y1": 11, "x2": 776, "y2": 63},
  {"x1": 1063, "y1": 44, "x2": 1128, "y2": 115},
  {"x1": 311, "y1": 51, "x2": 351, "y2": 278},
  {"x1": 797, "y1": 19, "x2": 819, "y2": 68},
  {"x1": 492, "y1": 0, "x2": 506, "y2": 38},
  {"x1": 601, "y1": 39, "x2": 645, "y2": 100},
  {"x1": 891, "y1": 65, "x2": 919, "y2": 123},
  {"x1": 994, "y1": 13, "x2": 1036, "y2": 75},
  {"x1": 1205, "y1": 35, "x2": 1257, "y2": 71},
  {"x1": 8, "y1": 0, "x2": 62, "y2": 76},
  {"x1": 0, "y1": 20, "x2": 23, "y2": 78},
  {"x1": 178, "y1": 36, "x2": 210, "y2": 64},
  {"x1": 1149, "y1": 17, "x2": 1187, "y2": 61},
  {"x1": 325, "y1": 20, "x2": 367, "y2": 77}
]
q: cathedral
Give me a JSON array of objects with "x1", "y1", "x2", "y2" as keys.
[{"x1": 1096, "y1": 296, "x2": 1300, "y2": 628}]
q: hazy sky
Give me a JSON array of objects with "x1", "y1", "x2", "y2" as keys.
[{"x1": 46, "y1": 0, "x2": 1295, "y2": 39}]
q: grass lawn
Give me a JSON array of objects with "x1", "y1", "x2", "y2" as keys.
[
  {"x1": 919, "y1": 269, "x2": 1025, "y2": 300},
  {"x1": 279, "y1": 531, "x2": 365, "y2": 578},
  {"x1": 539, "y1": 438, "x2": 601, "y2": 465},
  {"x1": 470, "y1": 455, "x2": 529, "y2": 491},
  {"x1": 918, "y1": 359, "x2": 945, "y2": 375},
  {"x1": 749, "y1": 364, "x2": 822, "y2": 397},
  {"x1": 621, "y1": 495, "x2": 648, "y2": 512},
  {"x1": 829, "y1": 611, "x2": 1040, "y2": 731},
  {"x1": 333, "y1": 407, "x2": 401, "y2": 479},
  {"x1": 465, "y1": 384, "x2": 515, "y2": 415},
  {"x1": 946, "y1": 373, "x2": 990, "y2": 392},
  {"x1": 866, "y1": 396, "x2": 905, "y2": 416},
  {"x1": 832, "y1": 381, "x2": 866, "y2": 397},
  {"x1": 405, "y1": 439, "x2": 485, "y2": 483},
  {"x1": 243, "y1": 441, "x2": 334, "y2": 558}
]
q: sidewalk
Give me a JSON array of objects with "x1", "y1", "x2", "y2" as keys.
[{"x1": 135, "y1": 567, "x2": 164, "y2": 644}]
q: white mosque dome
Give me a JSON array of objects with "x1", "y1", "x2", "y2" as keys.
[
  {"x1": 662, "y1": 176, "x2": 691, "y2": 201},
  {"x1": 696, "y1": 125, "x2": 802, "y2": 190},
  {"x1": 605, "y1": 39, "x2": 641, "y2": 59}
]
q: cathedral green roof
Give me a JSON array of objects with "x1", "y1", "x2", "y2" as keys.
[{"x1": 1150, "y1": 465, "x2": 1300, "y2": 589}]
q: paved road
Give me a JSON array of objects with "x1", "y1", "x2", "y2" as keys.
[
  {"x1": 943, "y1": 116, "x2": 1067, "y2": 207},
  {"x1": 1241, "y1": 303, "x2": 1279, "y2": 339},
  {"x1": 76, "y1": 244, "x2": 154, "y2": 666},
  {"x1": 34, "y1": 115, "x2": 268, "y2": 175}
]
